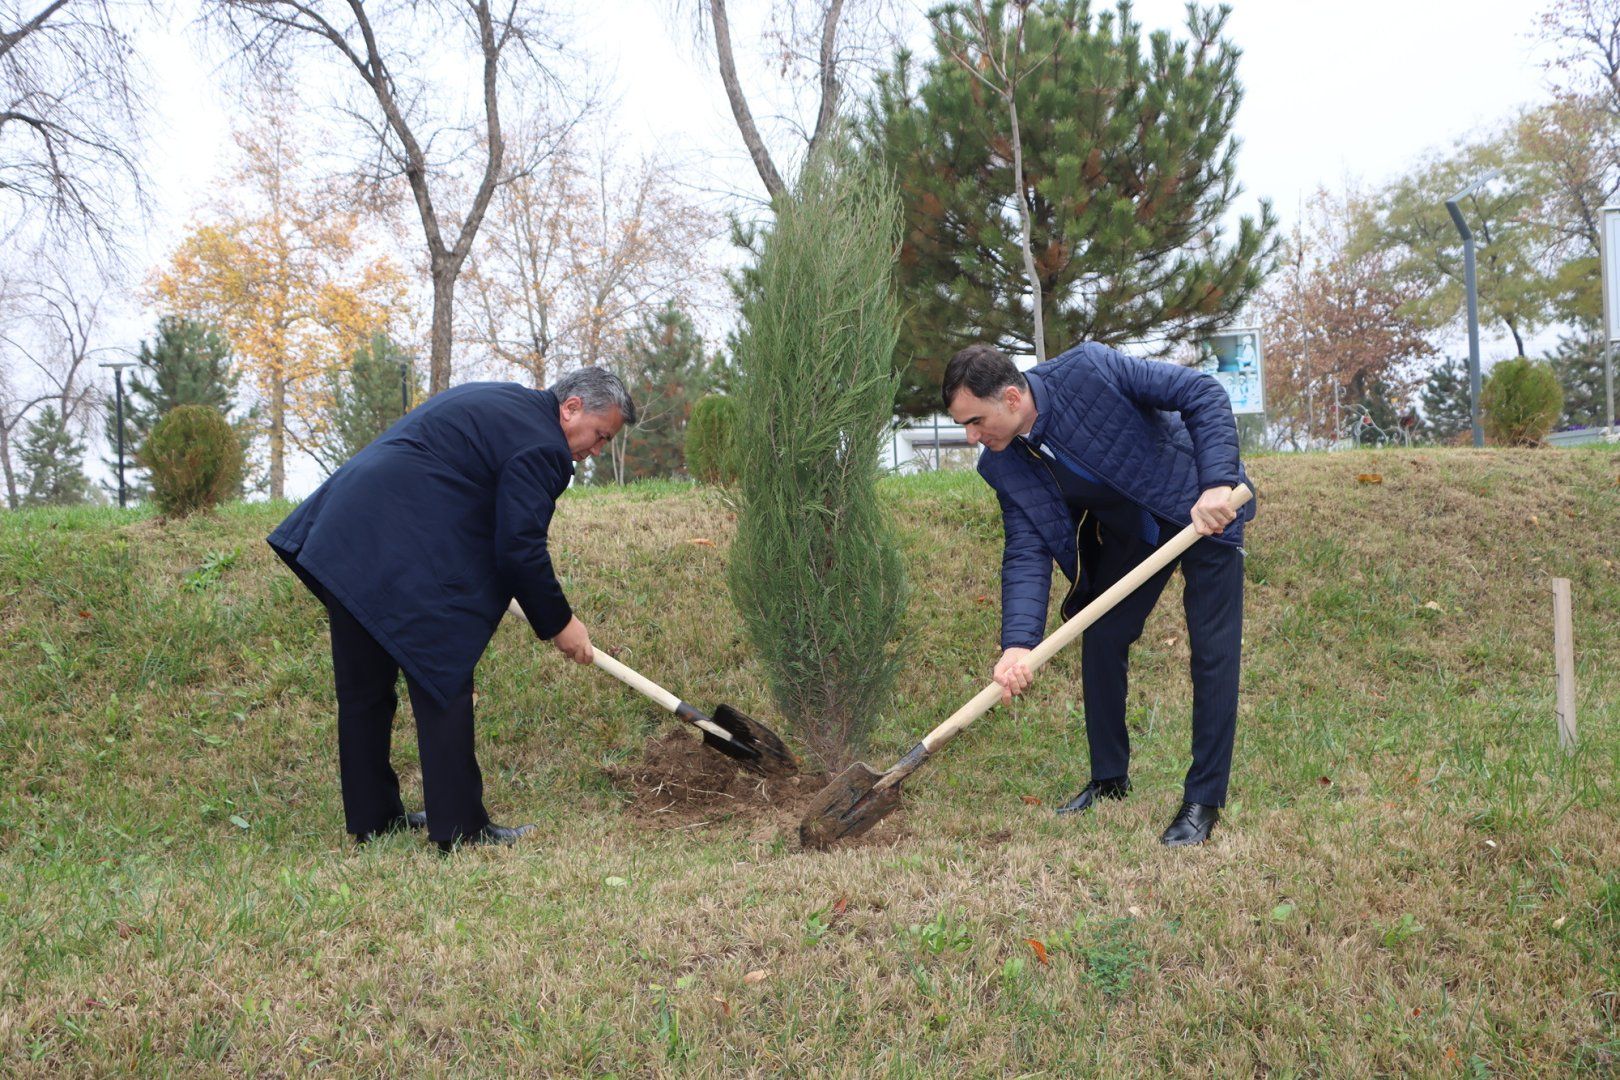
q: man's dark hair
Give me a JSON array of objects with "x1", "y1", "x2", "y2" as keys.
[{"x1": 941, "y1": 344, "x2": 1026, "y2": 409}]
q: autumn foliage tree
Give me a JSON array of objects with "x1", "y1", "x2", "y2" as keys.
[
  {"x1": 150, "y1": 98, "x2": 406, "y2": 498},
  {"x1": 1254, "y1": 189, "x2": 1433, "y2": 448},
  {"x1": 205, "y1": 0, "x2": 583, "y2": 395}
]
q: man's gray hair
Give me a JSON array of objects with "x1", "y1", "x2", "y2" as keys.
[{"x1": 551, "y1": 366, "x2": 637, "y2": 425}]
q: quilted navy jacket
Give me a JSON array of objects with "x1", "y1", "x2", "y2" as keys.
[
  {"x1": 268, "y1": 382, "x2": 577, "y2": 706},
  {"x1": 978, "y1": 342, "x2": 1256, "y2": 649}
]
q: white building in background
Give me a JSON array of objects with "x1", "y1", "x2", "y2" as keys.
[{"x1": 880, "y1": 415, "x2": 975, "y2": 474}]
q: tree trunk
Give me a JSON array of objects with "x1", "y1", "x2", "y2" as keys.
[
  {"x1": 429, "y1": 261, "x2": 459, "y2": 396},
  {"x1": 708, "y1": 0, "x2": 787, "y2": 202},
  {"x1": 0, "y1": 422, "x2": 17, "y2": 509},
  {"x1": 269, "y1": 372, "x2": 285, "y2": 500},
  {"x1": 1006, "y1": 88, "x2": 1046, "y2": 364}
]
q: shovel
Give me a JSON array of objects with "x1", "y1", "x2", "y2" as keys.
[
  {"x1": 799, "y1": 484, "x2": 1253, "y2": 850},
  {"x1": 507, "y1": 600, "x2": 798, "y2": 778}
]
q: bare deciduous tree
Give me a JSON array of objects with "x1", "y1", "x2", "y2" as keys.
[
  {"x1": 0, "y1": 256, "x2": 110, "y2": 506},
  {"x1": 460, "y1": 133, "x2": 720, "y2": 392},
  {"x1": 0, "y1": 0, "x2": 147, "y2": 254},
  {"x1": 203, "y1": 0, "x2": 582, "y2": 395},
  {"x1": 683, "y1": 0, "x2": 899, "y2": 202}
]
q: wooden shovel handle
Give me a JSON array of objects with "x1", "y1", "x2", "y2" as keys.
[
  {"x1": 502, "y1": 599, "x2": 752, "y2": 750},
  {"x1": 506, "y1": 598, "x2": 683, "y2": 712},
  {"x1": 919, "y1": 483, "x2": 1253, "y2": 754}
]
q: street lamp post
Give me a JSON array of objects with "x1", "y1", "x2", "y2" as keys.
[
  {"x1": 99, "y1": 361, "x2": 136, "y2": 508},
  {"x1": 1445, "y1": 169, "x2": 1500, "y2": 449}
]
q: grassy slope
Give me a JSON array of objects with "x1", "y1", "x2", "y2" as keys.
[{"x1": 1, "y1": 448, "x2": 1617, "y2": 1077}]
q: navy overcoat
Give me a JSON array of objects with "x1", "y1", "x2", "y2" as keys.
[
  {"x1": 268, "y1": 382, "x2": 577, "y2": 706},
  {"x1": 977, "y1": 342, "x2": 1257, "y2": 649}
]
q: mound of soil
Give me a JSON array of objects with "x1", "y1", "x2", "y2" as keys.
[{"x1": 607, "y1": 730, "x2": 905, "y2": 849}]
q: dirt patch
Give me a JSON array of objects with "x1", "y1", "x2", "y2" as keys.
[{"x1": 607, "y1": 730, "x2": 906, "y2": 850}]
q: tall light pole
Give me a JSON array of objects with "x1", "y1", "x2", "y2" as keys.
[
  {"x1": 1445, "y1": 169, "x2": 1500, "y2": 449},
  {"x1": 398, "y1": 353, "x2": 412, "y2": 417},
  {"x1": 1600, "y1": 206, "x2": 1619, "y2": 441},
  {"x1": 99, "y1": 361, "x2": 136, "y2": 508}
]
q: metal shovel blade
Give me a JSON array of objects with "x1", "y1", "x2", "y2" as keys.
[
  {"x1": 798, "y1": 761, "x2": 901, "y2": 850},
  {"x1": 704, "y1": 703, "x2": 799, "y2": 779}
]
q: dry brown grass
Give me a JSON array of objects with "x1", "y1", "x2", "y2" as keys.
[{"x1": 0, "y1": 449, "x2": 1616, "y2": 1075}]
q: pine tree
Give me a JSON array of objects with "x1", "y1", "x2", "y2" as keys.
[
  {"x1": 322, "y1": 333, "x2": 417, "y2": 468},
  {"x1": 1419, "y1": 356, "x2": 1474, "y2": 445},
  {"x1": 605, "y1": 304, "x2": 713, "y2": 483},
  {"x1": 21, "y1": 406, "x2": 93, "y2": 507},
  {"x1": 105, "y1": 317, "x2": 246, "y2": 501},
  {"x1": 728, "y1": 141, "x2": 908, "y2": 770},
  {"x1": 1549, "y1": 323, "x2": 1613, "y2": 429},
  {"x1": 864, "y1": 0, "x2": 1276, "y2": 415}
]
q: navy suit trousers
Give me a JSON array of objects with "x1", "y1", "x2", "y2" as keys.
[
  {"x1": 1078, "y1": 525, "x2": 1243, "y2": 806},
  {"x1": 310, "y1": 580, "x2": 491, "y2": 845}
]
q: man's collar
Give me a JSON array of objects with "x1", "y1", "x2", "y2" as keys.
[{"x1": 1023, "y1": 369, "x2": 1048, "y2": 446}]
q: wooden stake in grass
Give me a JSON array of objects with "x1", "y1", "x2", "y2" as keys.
[{"x1": 1552, "y1": 577, "x2": 1577, "y2": 752}]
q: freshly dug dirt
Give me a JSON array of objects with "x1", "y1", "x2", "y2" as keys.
[{"x1": 608, "y1": 730, "x2": 905, "y2": 849}]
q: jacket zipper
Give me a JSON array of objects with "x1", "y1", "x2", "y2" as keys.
[{"x1": 1021, "y1": 438, "x2": 1090, "y2": 617}]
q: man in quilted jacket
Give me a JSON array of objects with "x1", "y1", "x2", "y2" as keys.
[{"x1": 942, "y1": 342, "x2": 1256, "y2": 846}]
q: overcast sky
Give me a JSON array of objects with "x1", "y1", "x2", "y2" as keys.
[{"x1": 110, "y1": 0, "x2": 1563, "y2": 495}]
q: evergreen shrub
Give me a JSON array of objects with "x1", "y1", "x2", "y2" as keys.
[
  {"x1": 141, "y1": 405, "x2": 244, "y2": 516},
  {"x1": 684, "y1": 394, "x2": 738, "y2": 484},
  {"x1": 1481, "y1": 359, "x2": 1563, "y2": 446},
  {"x1": 727, "y1": 142, "x2": 908, "y2": 770}
]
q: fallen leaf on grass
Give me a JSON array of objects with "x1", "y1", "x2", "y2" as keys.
[
  {"x1": 687, "y1": 538, "x2": 716, "y2": 547},
  {"x1": 1127, "y1": 906, "x2": 1143, "y2": 918},
  {"x1": 832, "y1": 896, "x2": 849, "y2": 917},
  {"x1": 604, "y1": 876, "x2": 628, "y2": 888},
  {"x1": 1025, "y1": 938, "x2": 1049, "y2": 965},
  {"x1": 1357, "y1": 473, "x2": 1383, "y2": 484},
  {"x1": 77, "y1": 610, "x2": 92, "y2": 619},
  {"x1": 1271, "y1": 903, "x2": 1296, "y2": 922},
  {"x1": 1317, "y1": 776, "x2": 1332, "y2": 786},
  {"x1": 1422, "y1": 601, "x2": 1443, "y2": 613},
  {"x1": 1020, "y1": 795, "x2": 1042, "y2": 806},
  {"x1": 712, "y1": 996, "x2": 731, "y2": 1016},
  {"x1": 228, "y1": 815, "x2": 249, "y2": 830},
  {"x1": 743, "y1": 969, "x2": 770, "y2": 984}
]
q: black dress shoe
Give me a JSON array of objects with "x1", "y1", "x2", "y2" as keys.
[
  {"x1": 355, "y1": 810, "x2": 428, "y2": 844},
  {"x1": 436, "y1": 822, "x2": 536, "y2": 854},
  {"x1": 1160, "y1": 802, "x2": 1219, "y2": 846},
  {"x1": 1055, "y1": 777, "x2": 1131, "y2": 815}
]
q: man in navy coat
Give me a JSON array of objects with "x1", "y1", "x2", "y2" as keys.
[
  {"x1": 268, "y1": 368, "x2": 636, "y2": 852},
  {"x1": 943, "y1": 343, "x2": 1255, "y2": 846}
]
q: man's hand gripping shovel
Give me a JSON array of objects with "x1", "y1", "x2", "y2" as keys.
[{"x1": 507, "y1": 600, "x2": 798, "y2": 778}]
